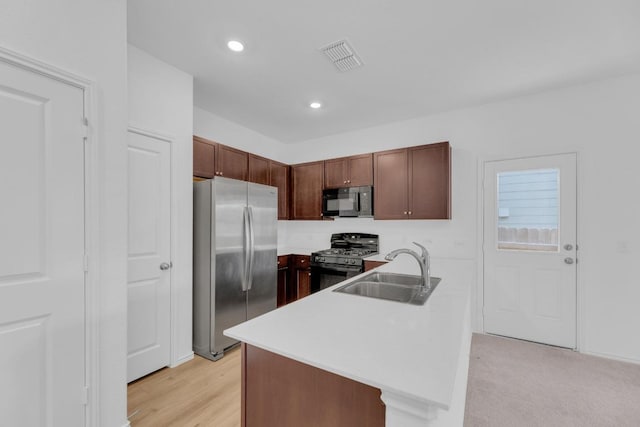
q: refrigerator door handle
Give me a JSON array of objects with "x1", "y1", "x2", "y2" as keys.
[
  {"x1": 242, "y1": 206, "x2": 251, "y2": 291},
  {"x1": 247, "y1": 206, "x2": 255, "y2": 290}
]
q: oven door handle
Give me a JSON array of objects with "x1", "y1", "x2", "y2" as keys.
[{"x1": 312, "y1": 265, "x2": 362, "y2": 274}]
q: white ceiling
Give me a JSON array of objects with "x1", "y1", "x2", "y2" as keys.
[{"x1": 128, "y1": 0, "x2": 640, "y2": 143}]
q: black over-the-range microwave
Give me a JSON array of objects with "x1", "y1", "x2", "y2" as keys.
[{"x1": 322, "y1": 186, "x2": 373, "y2": 218}]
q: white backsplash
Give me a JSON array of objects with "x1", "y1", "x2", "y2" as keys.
[{"x1": 280, "y1": 217, "x2": 476, "y2": 260}]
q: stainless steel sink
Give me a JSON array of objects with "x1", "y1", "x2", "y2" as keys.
[{"x1": 333, "y1": 272, "x2": 441, "y2": 305}]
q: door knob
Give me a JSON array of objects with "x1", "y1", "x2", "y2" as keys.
[
  {"x1": 160, "y1": 262, "x2": 172, "y2": 270},
  {"x1": 564, "y1": 258, "x2": 574, "y2": 265},
  {"x1": 563, "y1": 244, "x2": 574, "y2": 251}
]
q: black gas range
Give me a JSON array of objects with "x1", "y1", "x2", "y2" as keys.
[{"x1": 310, "y1": 233, "x2": 379, "y2": 293}]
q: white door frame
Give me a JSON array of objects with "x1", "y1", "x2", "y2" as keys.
[
  {"x1": 476, "y1": 151, "x2": 583, "y2": 352},
  {"x1": 0, "y1": 47, "x2": 100, "y2": 425}
]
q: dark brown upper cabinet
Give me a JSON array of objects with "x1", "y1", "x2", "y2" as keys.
[
  {"x1": 269, "y1": 160, "x2": 290, "y2": 220},
  {"x1": 291, "y1": 161, "x2": 324, "y2": 220},
  {"x1": 374, "y1": 142, "x2": 450, "y2": 220},
  {"x1": 249, "y1": 154, "x2": 290, "y2": 220},
  {"x1": 193, "y1": 136, "x2": 248, "y2": 181},
  {"x1": 324, "y1": 153, "x2": 373, "y2": 188},
  {"x1": 248, "y1": 154, "x2": 270, "y2": 185},
  {"x1": 193, "y1": 136, "x2": 217, "y2": 178},
  {"x1": 217, "y1": 144, "x2": 248, "y2": 181}
]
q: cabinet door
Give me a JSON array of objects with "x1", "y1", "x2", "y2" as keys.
[
  {"x1": 296, "y1": 268, "x2": 311, "y2": 299},
  {"x1": 217, "y1": 143, "x2": 248, "y2": 180},
  {"x1": 291, "y1": 161, "x2": 324, "y2": 220},
  {"x1": 324, "y1": 158, "x2": 348, "y2": 188},
  {"x1": 374, "y1": 148, "x2": 408, "y2": 219},
  {"x1": 249, "y1": 154, "x2": 270, "y2": 185},
  {"x1": 408, "y1": 142, "x2": 451, "y2": 219},
  {"x1": 277, "y1": 268, "x2": 288, "y2": 307},
  {"x1": 193, "y1": 136, "x2": 216, "y2": 178},
  {"x1": 277, "y1": 255, "x2": 290, "y2": 307},
  {"x1": 347, "y1": 153, "x2": 373, "y2": 187},
  {"x1": 270, "y1": 161, "x2": 290, "y2": 220}
]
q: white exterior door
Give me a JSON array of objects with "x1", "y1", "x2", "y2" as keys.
[
  {"x1": 127, "y1": 130, "x2": 172, "y2": 382},
  {"x1": 0, "y1": 59, "x2": 86, "y2": 425},
  {"x1": 483, "y1": 153, "x2": 577, "y2": 348}
]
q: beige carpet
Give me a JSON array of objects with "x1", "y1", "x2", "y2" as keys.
[{"x1": 464, "y1": 333, "x2": 640, "y2": 427}]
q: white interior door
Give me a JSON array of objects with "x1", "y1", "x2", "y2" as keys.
[
  {"x1": 0, "y1": 59, "x2": 86, "y2": 425},
  {"x1": 127, "y1": 130, "x2": 171, "y2": 382},
  {"x1": 483, "y1": 153, "x2": 577, "y2": 348}
]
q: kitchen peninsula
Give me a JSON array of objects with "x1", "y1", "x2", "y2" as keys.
[{"x1": 225, "y1": 259, "x2": 472, "y2": 426}]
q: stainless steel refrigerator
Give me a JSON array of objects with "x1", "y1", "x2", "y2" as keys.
[{"x1": 193, "y1": 177, "x2": 277, "y2": 361}]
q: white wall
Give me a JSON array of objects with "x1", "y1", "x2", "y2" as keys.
[
  {"x1": 280, "y1": 73, "x2": 640, "y2": 364},
  {"x1": 194, "y1": 107, "x2": 288, "y2": 160},
  {"x1": 128, "y1": 45, "x2": 194, "y2": 366},
  {"x1": 0, "y1": 1, "x2": 129, "y2": 425}
]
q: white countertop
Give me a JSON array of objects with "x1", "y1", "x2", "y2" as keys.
[{"x1": 225, "y1": 259, "x2": 470, "y2": 411}]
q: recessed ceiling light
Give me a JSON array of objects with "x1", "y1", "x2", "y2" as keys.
[
  {"x1": 309, "y1": 102, "x2": 322, "y2": 109},
  {"x1": 227, "y1": 40, "x2": 244, "y2": 52}
]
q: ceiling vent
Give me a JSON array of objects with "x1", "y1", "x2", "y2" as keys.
[{"x1": 320, "y1": 40, "x2": 363, "y2": 72}]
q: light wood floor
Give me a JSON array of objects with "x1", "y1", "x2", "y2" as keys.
[{"x1": 127, "y1": 348, "x2": 241, "y2": 427}]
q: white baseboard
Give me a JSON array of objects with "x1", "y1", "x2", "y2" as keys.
[
  {"x1": 170, "y1": 351, "x2": 194, "y2": 368},
  {"x1": 582, "y1": 349, "x2": 640, "y2": 365}
]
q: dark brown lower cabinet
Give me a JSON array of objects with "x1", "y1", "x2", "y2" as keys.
[
  {"x1": 291, "y1": 255, "x2": 311, "y2": 300},
  {"x1": 277, "y1": 254, "x2": 311, "y2": 305},
  {"x1": 242, "y1": 343, "x2": 385, "y2": 427},
  {"x1": 364, "y1": 260, "x2": 387, "y2": 272},
  {"x1": 276, "y1": 255, "x2": 289, "y2": 307},
  {"x1": 295, "y1": 268, "x2": 311, "y2": 299}
]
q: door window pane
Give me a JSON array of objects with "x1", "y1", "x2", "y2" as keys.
[{"x1": 497, "y1": 169, "x2": 559, "y2": 251}]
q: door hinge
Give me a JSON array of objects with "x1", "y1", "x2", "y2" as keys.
[
  {"x1": 81, "y1": 385, "x2": 89, "y2": 405},
  {"x1": 83, "y1": 254, "x2": 89, "y2": 272},
  {"x1": 82, "y1": 117, "x2": 89, "y2": 139}
]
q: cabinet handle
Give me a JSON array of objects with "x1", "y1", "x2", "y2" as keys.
[
  {"x1": 347, "y1": 180, "x2": 351, "y2": 183},
  {"x1": 403, "y1": 211, "x2": 407, "y2": 215},
  {"x1": 343, "y1": 180, "x2": 347, "y2": 184},
  {"x1": 408, "y1": 211, "x2": 412, "y2": 215},
  {"x1": 308, "y1": 272, "x2": 311, "y2": 277}
]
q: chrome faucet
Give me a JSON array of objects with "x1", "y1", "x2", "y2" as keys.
[{"x1": 384, "y1": 242, "x2": 431, "y2": 291}]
